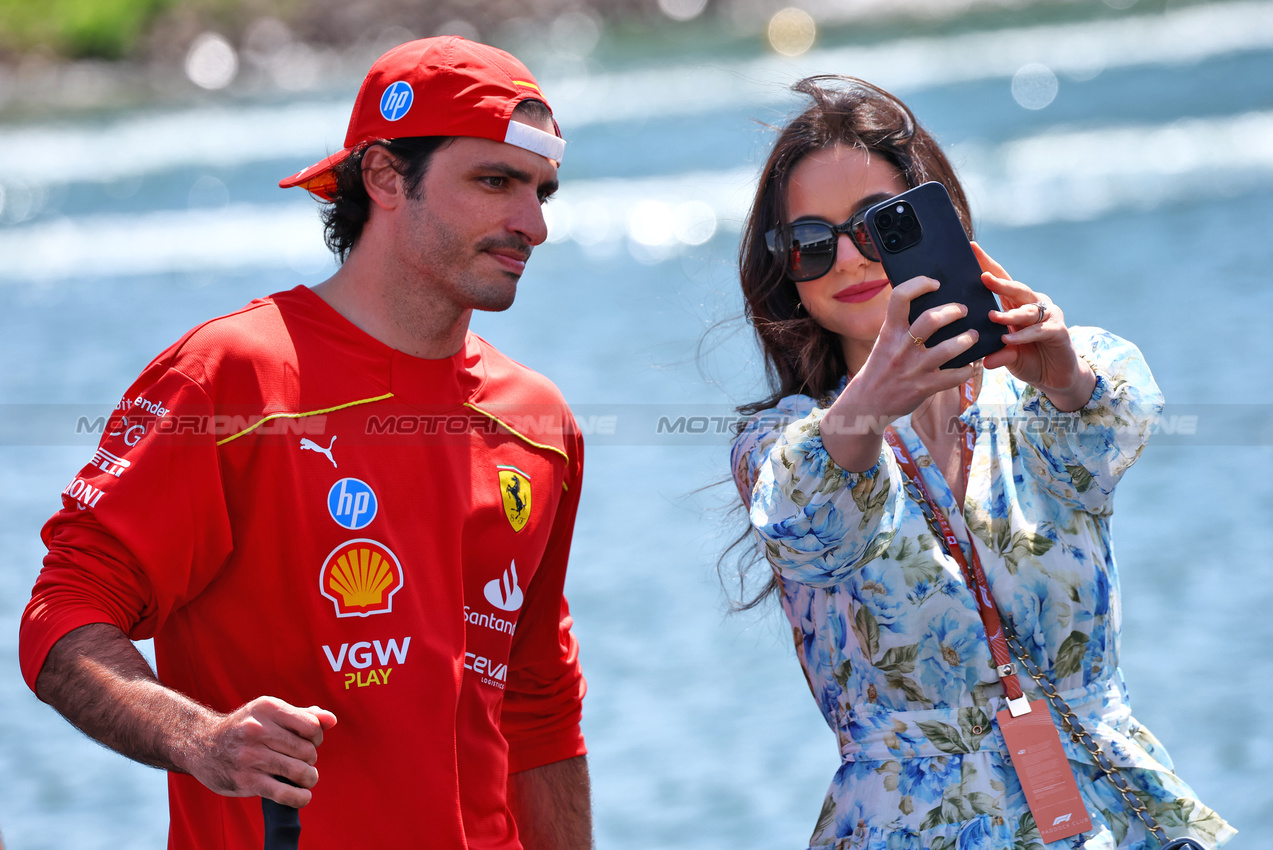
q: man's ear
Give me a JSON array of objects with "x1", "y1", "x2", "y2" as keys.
[{"x1": 361, "y1": 145, "x2": 404, "y2": 211}]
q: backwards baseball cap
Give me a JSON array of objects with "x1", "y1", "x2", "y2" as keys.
[{"x1": 279, "y1": 36, "x2": 565, "y2": 201}]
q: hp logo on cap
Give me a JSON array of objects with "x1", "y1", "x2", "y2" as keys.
[{"x1": 380, "y1": 81, "x2": 413, "y2": 121}]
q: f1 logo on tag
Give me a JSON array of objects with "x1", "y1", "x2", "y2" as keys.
[{"x1": 996, "y1": 699, "x2": 1092, "y2": 842}]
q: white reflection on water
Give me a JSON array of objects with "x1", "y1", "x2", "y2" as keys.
[
  {"x1": 2, "y1": 1, "x2": 1273, "y2": 189},
  {"x1": 6, "y1": 108, "x2": 1273, "y2": 281}
]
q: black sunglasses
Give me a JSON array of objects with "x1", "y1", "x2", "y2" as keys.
[{"x1": 764, "y1": 209, "x2": 880, "y2": 282}]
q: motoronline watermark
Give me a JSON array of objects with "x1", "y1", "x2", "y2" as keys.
[{"x1": 0, "y1": 403, "x2": 1266, "y2": 447}]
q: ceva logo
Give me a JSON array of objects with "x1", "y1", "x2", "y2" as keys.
[
  {"x1": 483, "y1": 560, "x2": 524, "y2": 612},
  {"x1": 380, "y1": 81, "x2": 413, "y2": 121}
]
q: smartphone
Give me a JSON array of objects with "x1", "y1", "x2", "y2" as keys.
[{"x1": 864, "y1": 182, "x2": 1004, "y2": 369}]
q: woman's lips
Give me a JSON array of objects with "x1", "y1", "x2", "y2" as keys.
[{"x1": 833, "y1": 279, "x2": 890, "y2": 303}]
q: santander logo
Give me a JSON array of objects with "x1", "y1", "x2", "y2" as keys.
[{"x1": 483, "y1": 561, "x2": 524, "y2": 612}]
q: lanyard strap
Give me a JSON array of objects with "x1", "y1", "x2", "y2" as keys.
[
  {"x1": 882, "y1": 383, "x2": 1031, "y2": 715},
  {"x1": 883, "y1": 391, "x2": 1199, "y2": 844}
]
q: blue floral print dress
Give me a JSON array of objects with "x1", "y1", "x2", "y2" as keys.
[{"x1": 731, "y1": 328, "x2": 1234, "y2": 850}]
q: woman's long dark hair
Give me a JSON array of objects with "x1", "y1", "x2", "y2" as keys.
[{"x1": 725, "y1": 76, "x2": 974, "y2": 610}]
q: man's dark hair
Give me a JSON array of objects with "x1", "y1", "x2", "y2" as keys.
[
  {"x1": 321, "y1": 99, "x2": 556, "y2": 263},
  {"x1": 511, "y1": 97, "x2": 553, "y2": 129},
  {"x1": 321, "y1": 136, "x2": 451, "y2": 263}
]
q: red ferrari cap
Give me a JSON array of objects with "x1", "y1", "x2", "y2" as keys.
[{"x1": 279, "y1": 36, "x2": 565, "y2": 201}]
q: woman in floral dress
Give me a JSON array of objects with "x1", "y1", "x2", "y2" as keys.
[{"x1": 729, "y1": 76, "x2": 1233, "y2": 850}]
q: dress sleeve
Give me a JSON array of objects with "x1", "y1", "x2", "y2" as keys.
[
  {"x1": 730, "y1": 398, "x2": 906, "y2": 588},
  {"x1": 1011, "y1": 326, "x2": 1164, "y2": 515},
  {"x1": 501, "y1": 423, "x2": 587, "y2": 774},
  {"x1": 19, "y1": 365, "x2": 233, "y2": 693}
]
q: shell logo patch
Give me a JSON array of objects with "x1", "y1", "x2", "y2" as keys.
[
  {"x1": 498, "y1": 465, "x2": 532, "y2": 532},
  {"x1": 320, "y1": 539, "x2": 404, "y2": 618}
]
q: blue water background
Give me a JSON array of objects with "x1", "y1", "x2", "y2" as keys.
[{"x1": 1, "y1": 3, "x2": 1272, "y2": 847}]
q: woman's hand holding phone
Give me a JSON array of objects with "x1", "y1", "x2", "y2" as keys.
[
  {"x1": 821, "y1": 275, "x2": 981, "y2": 472},
  {"x1": 974, "y1": 243, "x2": 1097, "y2": 412}
]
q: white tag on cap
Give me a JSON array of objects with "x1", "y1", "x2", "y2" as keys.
[{"x1": 505, "y1": 120, "x2": 566, "y2": 163}]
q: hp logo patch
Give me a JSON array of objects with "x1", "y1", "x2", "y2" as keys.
[
  {"x1": 380, "y1": 81, "x2": 413, "y2": 122},
  {"x1": 328, "y1": 478, "x2": 378, "y2": 530}
]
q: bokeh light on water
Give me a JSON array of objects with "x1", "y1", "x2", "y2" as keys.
[
  {"x1": 183, "y1": 32, "x2": 238, "y2": 90},
  {"x1": 767, "y1": 8, "x2": 817, "y2": 56},
  {"x1": 1011, "y1": 62, "x2": 1059, "y2": 109}
]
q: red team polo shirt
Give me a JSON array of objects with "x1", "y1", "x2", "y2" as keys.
[{"x1": 19, "y1": 286, "x2": 587, "y2": 849}]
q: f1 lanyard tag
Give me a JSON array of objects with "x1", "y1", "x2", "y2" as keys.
[{"x1": 997, "y1": 699, "x2": 1092, "y2": 842}]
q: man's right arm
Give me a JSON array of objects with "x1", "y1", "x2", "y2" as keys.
[{"x1": 36, "y1": 622, "x2": 336, "y2": 807}]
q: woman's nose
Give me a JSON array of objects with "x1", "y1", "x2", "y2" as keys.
[{"x1": 834, "y1": 232, "x2": 869, "y2": 269}]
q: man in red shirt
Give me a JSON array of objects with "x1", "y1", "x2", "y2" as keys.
[{"x1": 20, "y1": 37, "x2": 590, "y2": 849}]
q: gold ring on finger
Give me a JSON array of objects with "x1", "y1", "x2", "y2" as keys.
[{"x1": 908, "y1": 331, "x2": 925, "y2": 347}]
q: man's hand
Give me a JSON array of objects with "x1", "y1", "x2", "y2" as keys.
[
  {"x1": 36, "y1": 623, "x2": 337, "y2": 807},
  {"x1": 182, "y1": 698, "x2": 338, "y2": 807}
]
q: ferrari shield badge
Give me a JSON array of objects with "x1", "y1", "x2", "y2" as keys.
[{"x1": 498, "y1": 465, "x2": 532, "y2": 532}]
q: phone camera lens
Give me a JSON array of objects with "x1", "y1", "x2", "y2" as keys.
[
  {"x1": 876, "y1": 212, "x2": 894, "y2": 230},
  {"x1": 898, "y1": 214, "x2": 916, "y2": 232},
  {"x1": 883, "y1": 232, "x2": 903, "y2": 250}
]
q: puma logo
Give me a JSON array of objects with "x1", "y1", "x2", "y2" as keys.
[{"x1": 300, "y1": 436, "x2": 337, "y2": 468}]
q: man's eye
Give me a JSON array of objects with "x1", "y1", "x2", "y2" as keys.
[{"x1": 483, "y1": 176, "x2": 507, "y2": 188}]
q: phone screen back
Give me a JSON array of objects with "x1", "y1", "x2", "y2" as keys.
[{"x1": 865, "y1": 182, "x2": 1004, "y2": 369}]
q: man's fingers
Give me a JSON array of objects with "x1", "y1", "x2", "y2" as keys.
[
  {"x1": 260, "y1": 725, "x2": 321, "y2": 765},
  {"x1": 256, "y1": 698, "x2": 333, "y2": 745},
  {"x1": 246, "y1": 750, "x2": 320, "y2": 792},
  {"x1": 193, "y1": 748, "x2": 319, "y2": 800},
  {"x1": 262, "y1": 774, "x2": 314, "y2": 808},
  {"x1": 227, "y1": 701, "x2": 322, "y2": 763},
  {"x1": 306, "y1": 706, "x2": 339, "y2": 731},
  {"x1": 270, "y1": 757, "x2": 320, "y2": 791},
  {"x1": 184, "y1": 696, "x2": 342, "y2": 807}
]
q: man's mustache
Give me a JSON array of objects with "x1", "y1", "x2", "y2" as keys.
[{"x1": 476, "y1": 236, "x2": 532, "y2": 263}]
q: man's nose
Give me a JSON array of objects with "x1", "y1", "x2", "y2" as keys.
[{"x1": 512, "y1": 192, "x2": 548, "y2": 247}]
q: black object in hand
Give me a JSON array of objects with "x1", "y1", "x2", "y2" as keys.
[{"x1": 262, "y1": 778, "x2": 301, "y2": 850}]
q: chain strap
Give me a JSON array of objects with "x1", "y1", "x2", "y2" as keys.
[
  {"x1": 894, "y1": 473, "x2": 1195, "y2": 848},
  {"x1": 997, "y1": 619, "x2": 1171, "y2": 845}
]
